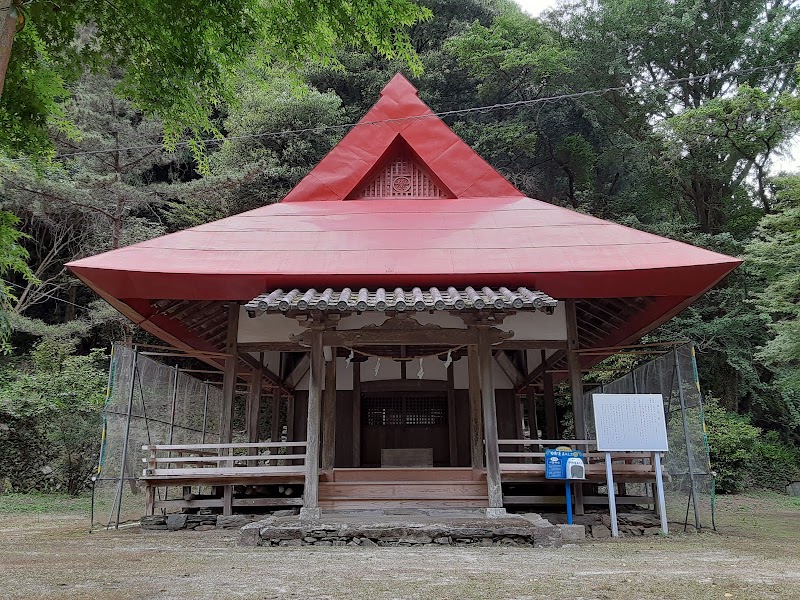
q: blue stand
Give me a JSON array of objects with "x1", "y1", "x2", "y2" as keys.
[{"x1": 565, "y1": 482, "x2": 573, "y2": 525}]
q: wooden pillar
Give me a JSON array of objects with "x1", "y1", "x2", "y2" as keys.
[
  {"x1": 467, "y1": 345, "x2": 483, "y2": 470},
  {"x1": 271, "y1": 389, "x2": 281, "y2": 442},
  {"x1": 321, "y1": 348, "x2": 337, "y2": 471},
  {"x1": 526, "y1": 385, "x2": 539, "y2": 439},
  {"x1": 301, "y1": 328, "x2": 324, "y2": 518},
  {"x1": 220, "y1": 303, "x2": 239, "y2": 444},
  {"x1": 542, "y1": 350, "x2": 557, "y2": 439},
  {"x1": 446, "y1": 363, "x2": 458, "y2": 467},
  {"x1": 478, "y1": 326, "x2": 504, "y2": 512},
  {"x1": 286, "y1": 394, "x2": 295, "y2": 441},
  {"x1": 565, "y1": 299, "x2": 585, "y2": 515},
  {"x1": 352, "y1": 360, "x2": 361, "y2": 467},
  {"x1": 246, "y1": 354, "x2": 263, "y2": 443}
]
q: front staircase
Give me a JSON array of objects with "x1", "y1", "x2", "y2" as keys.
[{"x1": 317, "y1": 468, "x2": 489, "y2": 510}]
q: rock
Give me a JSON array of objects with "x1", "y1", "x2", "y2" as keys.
[
  {"x1": 591, "y1": 524, "x2": 612, "y2": 539},
  {"x1": 238, "y1": 521, "x2": 264, "y2": 547},
  {"x1": 194, "y1": 525, "x2": 216, "y2": 532},
  {"x1": 359, "y1": 538, "x2": 378, "y2": 547},
  {"x1": 479, "y1": 538, "x2": 493, "y2": 547},
  {"x1": 272, "y1": 509, "x2": 298, "y2": 517},
  {"x1": 314, "y1": 541, "x2": 333, "y2": 546},
  {"x1": 216, "y1": 515, "x2": 252, "y2": 529},
  {"x1": 140, "y1": 516, "x2": 167, "y2": 530},
  {"x1": 166, "y1": 514, "x2": 188, "y2": 531},
  {"x1": 434, "y1": 536, "x2": 451, "y2": 545},
  {"x1": 40, "y1": 465, "x2": 54, "y2": 475},
  {"x1": 333, "y1": 540, "x2": 347, "y2": 546},
  {"x1": 278, "y1": 539, "x2": 303, "y2": 547},
  {"x1": 304, "y1": 537, "x2": 317, "y2": 543},
  {"x1": 399, "y1": 535, "x2": 432, "y2": 544},
  {"x1": 601, "y1": 515, "x2": 612, "y2": 527},
  {"x1": 644, "y1": 527, "x2": 662, "y2": 536},
  {"x1": 557, "y1": 524, "x2": 585, "y2": 541}
]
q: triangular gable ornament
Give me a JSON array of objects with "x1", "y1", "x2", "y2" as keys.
[{"x1": 282, "y1": 73, "x2": 522, "y2": 202}]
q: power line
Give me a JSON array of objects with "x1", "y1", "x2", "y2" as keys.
[{"x1": 11, "y1": 60, "x2": 800, "y2": 162}]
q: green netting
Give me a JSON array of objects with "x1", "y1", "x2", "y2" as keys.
[
  {"x1": 91, "y1": 344, "x2": 223, "y2": 529},
  {"x1": 582, "y1": 343, "x2": 714, "y2": 531}
]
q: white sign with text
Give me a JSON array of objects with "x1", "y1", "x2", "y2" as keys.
[{"x1": 592, "y1": 393, "x2": 668, "y2": 452}]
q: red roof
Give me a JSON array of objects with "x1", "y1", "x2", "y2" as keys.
[{"x1": 67, "y1": 73, "x2": 741, "y2": 353}]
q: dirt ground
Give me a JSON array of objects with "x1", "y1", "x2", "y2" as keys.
[{"x1": 1, "y1": 492, "x2": 798, "y2": 600}]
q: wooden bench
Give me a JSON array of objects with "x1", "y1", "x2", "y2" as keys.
[
  {"x1": 141, "y1": 442, "x2": 307, "y2": 515},
  {"x1": 497, "y1": 439, "x2": 664, "y2": 507}
]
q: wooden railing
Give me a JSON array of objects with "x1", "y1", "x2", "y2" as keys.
[
  {"x1": 498, "y1": 439, "x2": 597, "y2": 463},
  {"x1": 142, "y1": 442, "x2": 307, "y2": 478}
]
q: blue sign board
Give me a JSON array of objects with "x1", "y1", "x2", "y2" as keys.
[{"x1": 545, "y1": 449, "x2": 584, "y2": 480}]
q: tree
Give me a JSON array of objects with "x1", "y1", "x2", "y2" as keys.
[
  {"x1": 0, "y1": 210, "x2": 34, "y2": 346},
  {"x1": 746, "y1": 175, "x2": 800, "y2": 441},
  {"x1": 0, "y1": 0, "x2": 431, "y2": 158},
  {"x1": 0, "y1": 72, "x2": 171, "y2": 321}
]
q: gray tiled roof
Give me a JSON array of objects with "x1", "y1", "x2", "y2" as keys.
[{"x1": 245, "y1": 286, "x2": 557, "y2": 314}]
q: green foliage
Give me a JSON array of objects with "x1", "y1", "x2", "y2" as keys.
[
  {"x1": 0, "y1": 341, "x2": 107, "y2": 494},
  {"x1": 747, "y1": 431, "x2": 800, "y2": 491},
  {"x1": 1, "y1": 0, "x2": 431, "y2": 158},
  {"x1": 0, "y1": 210, "x2": 35, "y2": 348},
  {"x1": 705, "y1": 398, "x2": 800, "y2": 493},
  {"x1": 704, "y1": 399, "x2": 760, "y2": 493}
]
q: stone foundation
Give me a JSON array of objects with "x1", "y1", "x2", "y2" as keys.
[
  {"x1": 239, "y1": 512, "x2": 563, "y2": 548},
  {"x1": 140, "y1": 509, "x2": 298, "y2": 532}
]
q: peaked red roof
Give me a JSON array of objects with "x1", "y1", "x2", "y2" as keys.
[
  {"x1": 67, "y1": 73, "x2": 741, "y2": 356},
  {"x1": 281, "y1": 73, "x2": 521, "y2": 202}
]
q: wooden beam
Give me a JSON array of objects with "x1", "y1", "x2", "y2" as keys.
[
  {"x1": 302, "y1": 328, "x2": 323, "y2": 516},
  {"x1": 446, "y1": 363, "x2": 458, "y2": 467},
  {"x1": 496, "y1": 340, "x2": 567, "y2": 350},
  {"x1": 321, "y1": 349, "x2": 337, "y2": 471},
  {"x1": 526, "y1": 385, "x2": 539, "y2": 439},
  {"x1": 286, "y1": 394, "x2": 295, "y2": 441},
  {"x1": 237, "y1": 342, "x2": 306, "y2": 353},
  {"x1": 565, "y1": 299, "x2": 585, "y2": 516},
  {"x1": 271, "y1": 390, "x2": 281, "y2": 442},
  {"x1": 494, "y1": 350, "x2": 524, "y2": 388},
  {"x1": 478, "y1": 327, "x2": 503, "y2": 509},
  {"x1": 352, "y1": 361, "x2": 361, "y2": 468},
  {"x1": 467, "y1": 345, "x2": 483, "y2": 470},
  {"x1": 220, "y1": 303, "x2": 239, "y2": 444},
  {"x1": 542, "y1": 350, "x2": 557, "y2": 440},
  {"x1": 245, "y1": 354, "x2": 263, "y2": 443},
  {"x1": 293, "y1": 327, "x2": 511, "y2": 347},
  {"x1": 285, "y1": 354, "x2": 310, "y2": 390}
]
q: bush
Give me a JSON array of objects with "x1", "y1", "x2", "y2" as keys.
[
  {"x1": 704, "y1": 400, "x2": 760, "y2": 494},
  {"x1": 0, "y1": 341, "x2": 107, "y2": 495},
  {"x1": 747, "y1": 431, "x2": 800, "y2": 491},
  {"x1": 705, "y1": 398, "x2": 800, "y2": 493}
]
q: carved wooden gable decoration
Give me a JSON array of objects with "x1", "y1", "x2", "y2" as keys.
[{"x1": 350, "y1": 150, "x2": 448, "y2": 199}]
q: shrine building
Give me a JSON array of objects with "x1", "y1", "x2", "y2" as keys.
[{"x1": 68, "y1": 74, "x2": 741, "y2": 519}]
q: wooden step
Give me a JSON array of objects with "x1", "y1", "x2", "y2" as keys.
[
  {"x1": 319, "y1": 499, "x2": 489, "y2": 510},
  {"x1": 318, "y1": 481, "x2": 487, "y2": 500},
  {"x1": 325, "y1": 468, "x2": 485, "y2": 483}
]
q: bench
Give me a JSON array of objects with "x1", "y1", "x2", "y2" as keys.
[{"x1": 141, "y1": 442, "x2": 307, "y2": 515}]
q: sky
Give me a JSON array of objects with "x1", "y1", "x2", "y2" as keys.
[
  {"x1": 514, "y1": 0, "x2": 558, "y2": 15},
  {"x1": 512, "y1": 1, "x2": 798, "y2": 173}
]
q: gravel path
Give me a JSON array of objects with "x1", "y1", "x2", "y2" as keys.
[{"x1": 1, "y1": 494, "x2": 798, "y2": 600}]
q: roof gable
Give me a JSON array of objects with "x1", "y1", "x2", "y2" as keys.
[{"x1": 282, "y1": 73, "x2": 522, "y2": 202}]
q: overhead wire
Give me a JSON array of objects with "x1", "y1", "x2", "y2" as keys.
[{"x1": 9, "y1": 60, "x2": 798, "y2": 163}]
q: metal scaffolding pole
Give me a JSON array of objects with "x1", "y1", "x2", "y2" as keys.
[{"x1": 113, "y1": 347, "x2": 138, "y2": 529}]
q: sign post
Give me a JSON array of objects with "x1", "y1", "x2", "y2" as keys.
[
  {"x1": 545, "y1": 448, "x2": 585, "y2": 525},
  {"x1": 592, "y1": 393, "x2": 669, "y2": 537}
]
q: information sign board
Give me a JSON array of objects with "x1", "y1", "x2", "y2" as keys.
[
  {"x1": 544, "y1": 449, "x2": 584, "y2": 479},
  {"x1": 592, "y1": 393, "x2": 668, "y2": 452}
]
